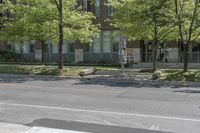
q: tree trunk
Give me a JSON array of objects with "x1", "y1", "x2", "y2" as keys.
[
  {"x1": 58, "y1": 0, "x2": 64, "y2": 69},
  {"x1": 183, "y1": 43, "x2": 189, "y2": 72},
  {"x1": 41, "y1": 40, "x2": 45, "y2": 65},
  {"x1": 153, "y1": 40, "x2": 158, "y2": 72}
]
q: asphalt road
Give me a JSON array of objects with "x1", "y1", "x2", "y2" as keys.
[{"x1": 0, "y1": 74, "x2": 200, "y2": 133}]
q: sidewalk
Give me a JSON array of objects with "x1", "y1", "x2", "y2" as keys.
[
  {"x1": 0, "y1": 122, "x2": 90, "y2": 133},
  {"x1": 0, "y1": 122, "x2": 29, "y2": 133}
]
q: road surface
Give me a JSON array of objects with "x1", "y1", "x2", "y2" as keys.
[{"x1": 0, "y1": 74, "x2": 200, "y2": 133}]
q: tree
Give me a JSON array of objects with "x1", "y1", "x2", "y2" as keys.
[
  {"x1": 2, "y1": 0, "x2": 99, "y2": 68},
  {"x1": 173, "y1": 0, "x2": 200, "y2": 72},
  {"x1": 112, "y1": 0, "x2": 175, "y2": 71},
  {"x1": 1, "y1": 0, "x2": 57, "y2": 63}
]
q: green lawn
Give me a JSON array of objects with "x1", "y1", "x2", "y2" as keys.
[
  {"x1": 0, "y1": 65, "x2": 85, "y2": 76},
  {"x1": 159, "y1": 69, "x2": 200, "y2": 82},
  {"x1": 1, "y1": 65, "x2": 199, "y2": 82},
  {"x1": 0, "y1": 65, "x2": 119, "y2": 76}
]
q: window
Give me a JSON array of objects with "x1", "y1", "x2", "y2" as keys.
[
  {"x1": 95, "y1": 0, "x2": 100, "y2": 17},
  {"x1": 84, "y1": 44, "x2": 90, "y2": 52},
  {"x1": 103, "y1": 31, "x2": 111, "y2": 53},
  {"x1": 52, "y1": 45, "x2": 58, "y2": 53},
  {"x1": 69, "y1": 42, "x2": 74, "y2": 52},
  {"x1": 44, "y1": 43, "x2": 49, "y2": 53},
  {"x1": 93, "y1": 35, "x2": 101, "y2": 53},
  {"x1": 107, "y1": 0, "x2": 113, "y2": 16},
  {"x1": 112, "y1": 33, "x2": 119, "y2": 52},
  {"x1": 82, "y1": 0, "x2": 88, "y2": 12},
  {"x1": 30, "y1": 44, "x2": 35, "y2": 53},
  {"x1": 63, "y1": 42, "x2": 68, "y2": 53}
]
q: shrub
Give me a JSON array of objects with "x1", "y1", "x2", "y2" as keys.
[{"x1": 0, "y1": 49, "x2": 22, "y2": 62}]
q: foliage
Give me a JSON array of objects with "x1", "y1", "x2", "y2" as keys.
[
  {"x1": 112, "y1": 0, "x2": 176, "y2": 71},
  {"x1": 173, "y1": 0, "x2": 200, "y2": 43},
  {"x1": 0, "y1": 49, "x2": 22, "y2": 62},
  {"x1": 1, "y1": 0, "x2": 99, "y2": 68},
  {"x1": 173, "y1": 0, "x2": 200, "y2": 72},
  {"x1": 160, "y1": 69, "x2": 200, "y2": 82},
  {"x1": 112, "y1": 0, "x2": 175, "y2": 42},
  {"x1": 0, "y1": 65, "x2": 83, "y2": 76},
  {"x1": 2, "y1": 0, "x2": 99, "y2": 43}
]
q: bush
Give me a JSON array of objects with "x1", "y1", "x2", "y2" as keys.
[{"x1": 0, "y1": 50, "x2": 22, "y2": 62}]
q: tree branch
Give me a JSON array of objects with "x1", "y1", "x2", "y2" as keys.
[
  {"x1": 53, "y1": 0, "x2": 59, "y2": 10},
  {"x1": 187, "y1": 0, "x2": 199, "y2": 45}
]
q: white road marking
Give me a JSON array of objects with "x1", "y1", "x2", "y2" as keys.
[{"x1": 1, "y1": 102, "x2": 200, "y2": 123}]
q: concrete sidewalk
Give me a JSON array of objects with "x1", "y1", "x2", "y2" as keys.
[
  {"x1": 0, "y1": 122, "x2": 90, "y2": 133},
  {"x1": 0, "y1": 122, "x2": 29, "y2": 133}
]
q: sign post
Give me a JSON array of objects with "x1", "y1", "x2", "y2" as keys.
[{"x1": 120, "y1": 34, "x2": 127, "y2": 76}]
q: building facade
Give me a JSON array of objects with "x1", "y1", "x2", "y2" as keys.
[{"x1": 1, "y1": 0, "x2": 200, "y2": 64}]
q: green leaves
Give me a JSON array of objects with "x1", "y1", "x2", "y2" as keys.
[
  {"x1": 112, "y1": 0, "x2": 175, "y2": 42},
  {"x1": 2, "y1": 0, "x2": 99, "y2": 44}
]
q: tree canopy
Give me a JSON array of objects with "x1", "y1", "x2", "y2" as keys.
[
  {"x1": 1, "y1": 0, "x2": 99, "y2": 68},
  {"x1": 112, "y1": 0, "x2": 175, "y2": 70}
]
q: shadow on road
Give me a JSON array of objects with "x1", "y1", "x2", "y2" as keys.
[
  {"x1": 25, "y1": 118, "x2": 173, "y2": 133},
  {"x1": 0, "y1": 74, "x2": 67, "y2": 83},
  {"x1": 0, "y1": 74, "x2": 200, "y2": 89},
  {"x1": 173, "y1": 89, "x2": 200, "y2": 93},
  {"x1": 73, "y1": 78, "x2": 200, "y2": 89}
]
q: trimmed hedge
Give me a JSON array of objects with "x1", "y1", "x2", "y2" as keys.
[{"x1": 0, "y1": 50, "x2": 22, "y2": 62}]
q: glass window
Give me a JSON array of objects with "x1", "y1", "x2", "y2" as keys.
[
  {"x1": 107, "y1": 0, "x2": 113, "y2": 16},
  {"x1": 82, "y1": 0, "x2": 88, "y2": 12},
  {"x1": 93, "y1": 35, "x2": 101, "y2": 53},
  {"x1": 112, "y1": 33, "x2": 119, "y2": 52},
  {"x1": 63, "y1": 42, "x2": 68, "y2": 53},
  {"x1": 84, "y1": 44, "x2": 90, "y2": 52},
  {"x1": 52, "y1": 45, "x2": 58, "y2": 53},
  {"x1": 30, "y1": 44, "x2": 35, "y2": 53},
  {"x1": 44, "y1": 43, "x2": 49, "y2": 53},
  {"x1": 103, "y1": 31, "x2": 111, "y2": 53},
  {"x1": 95, "y1": 0, "x2": 100, "y2": 17},
  {"x1": 69, "y1": 42, "x2": 74, "y2": 53}
]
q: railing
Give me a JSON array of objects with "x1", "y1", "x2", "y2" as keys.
[{"x1": 144, "y1": 52, "x2": 200, "y2": 63}]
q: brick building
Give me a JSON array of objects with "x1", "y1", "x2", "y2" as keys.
[{"x1": 1, "y1": 0, "x2": 200, "y2": 64}]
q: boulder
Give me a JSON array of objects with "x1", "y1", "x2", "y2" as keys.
[
  {"x1": 152, "y1": 70, "x2": 162, "y2": 80},
  {"x1": 79, "y1": 67, "x2": 96, "y2": 77}
]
